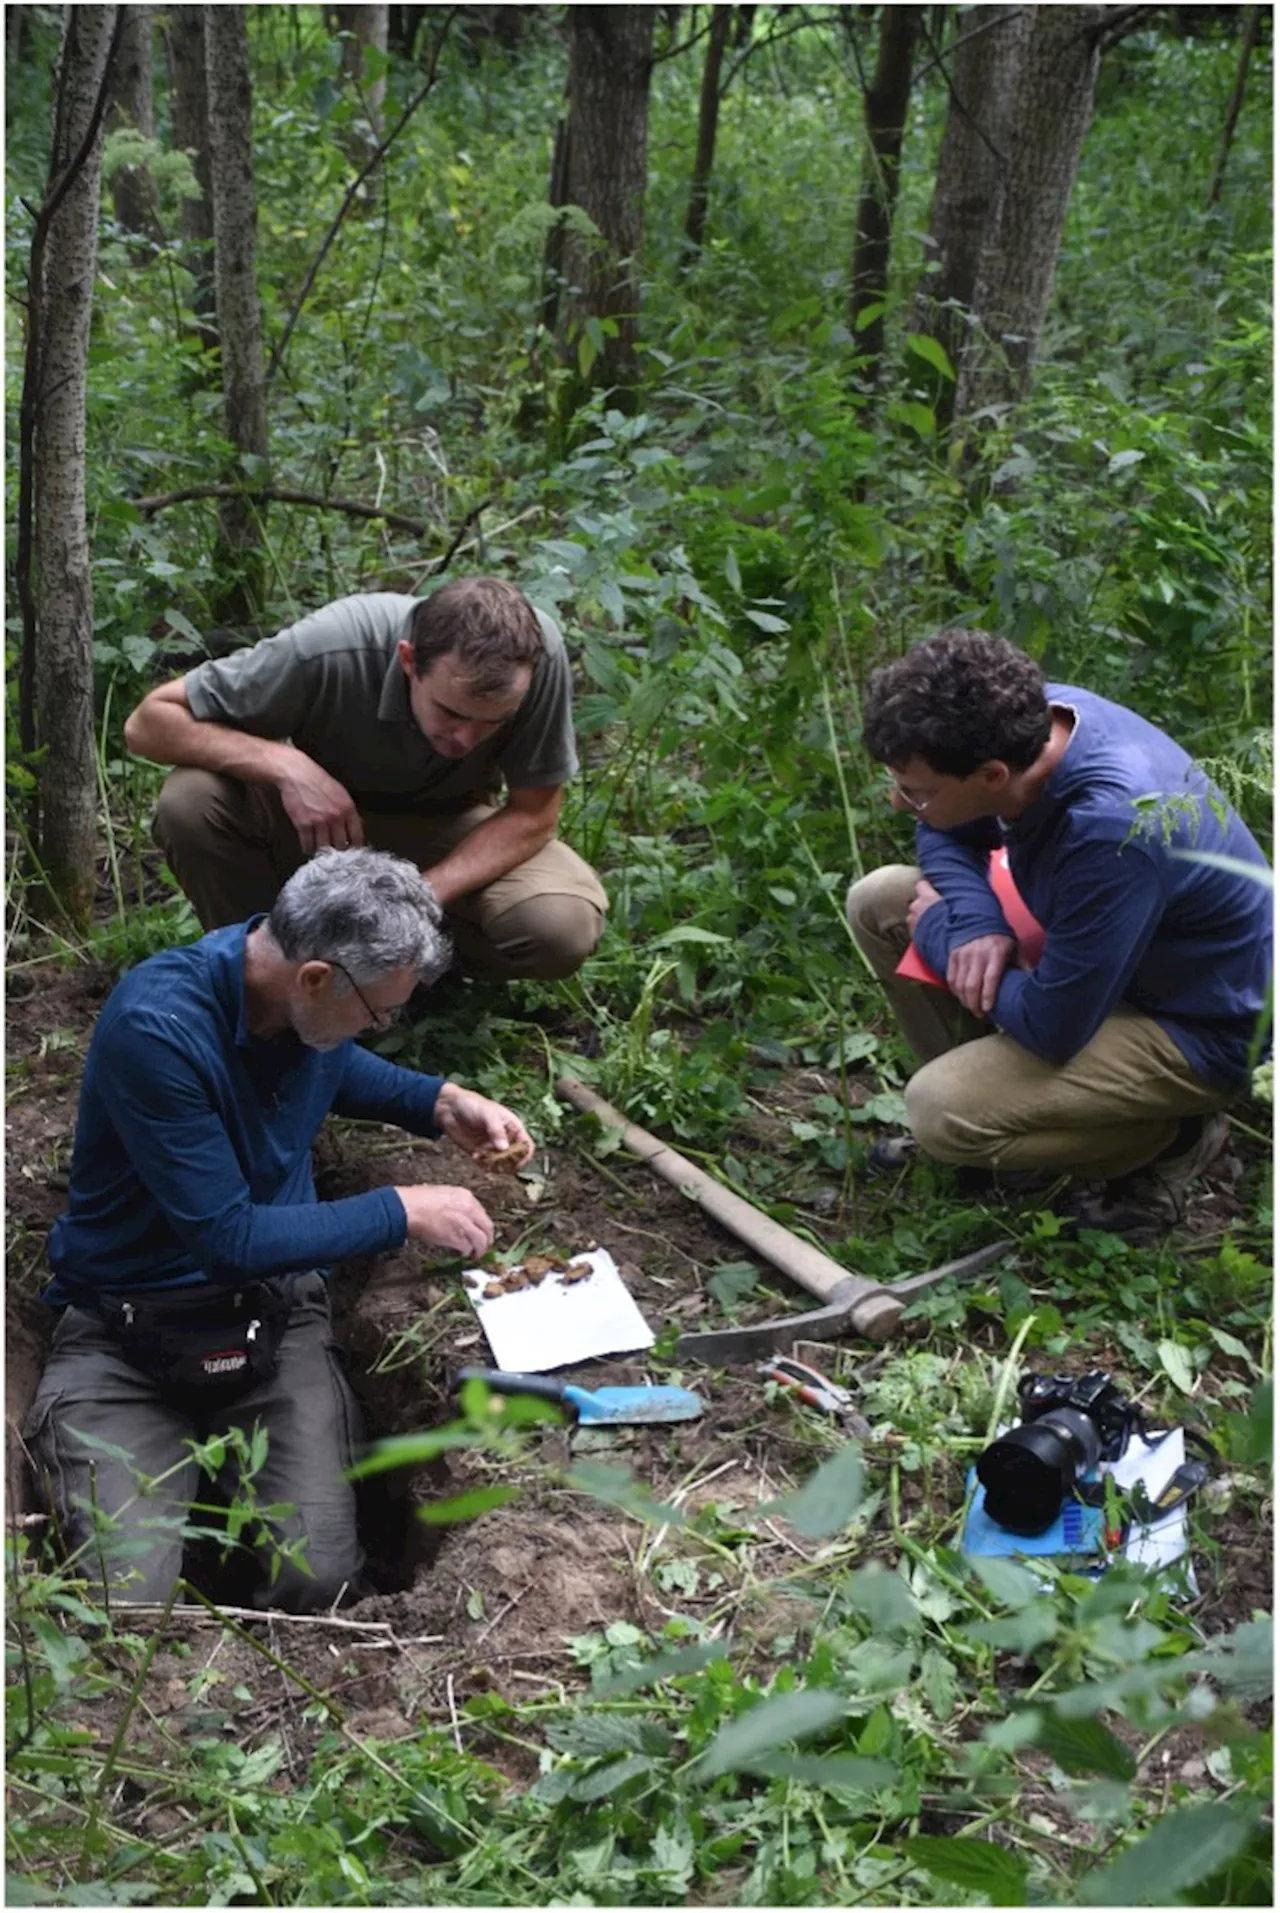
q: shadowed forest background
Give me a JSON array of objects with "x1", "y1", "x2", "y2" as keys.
[{"x1": 5, "y1": 5, "x2": 1274, "y2": 1907}]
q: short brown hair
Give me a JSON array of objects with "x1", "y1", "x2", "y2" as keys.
[{"x1": 407, "y1": 577, "x2": 545, "y2": 697}]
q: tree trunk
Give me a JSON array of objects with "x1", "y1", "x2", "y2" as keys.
[
  {"x1": 953, "y1": 3, "x2": 1104, "y2": 426},
  {"x1": 387, "y1": 6, "x2": 426, "y2": 60},
  {"x1": 683, "y1": 4, "x2": 732, "y2": 253},
  {"x1": 204, "y1": 5, "x2": 269, "y2": 617},
  {"x1": 912, "y1": 5, "x2": 1031, "y2": 422},
  {"x1": 30, "y1": 4, "x2": 119, "y2": 926},
  {"x1": 1207, "y1": 3, "x2": 1262, "y2": 207},
  {"x1": 106, "y1": 3, "x2": 161, "y2": 245},
  {"x1": 165, "y1": 2, "x2": 215, "y2": 339},
  {"x1": 540, "y1": 82, "x2": 572, "y2": 336},
  {"x1": 848, "y1": 3, "x2": 923, "y2": 384},
  {"x1": 560, "y1": 6, "x2": 656, "y2": 399},
  {"x1": 336, "y1": 2, "x2": 389, "y2": 139}
]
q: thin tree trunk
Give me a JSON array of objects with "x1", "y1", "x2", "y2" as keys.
[
  {"x1": 106, "y1": 3, "x2": 162, "y2": 245},
  {"x1": 953, "y1": 4, "x2": 1104, "y2": 426},
  {"x1": 1207, "y1": 3, "x2": 1262, "y2": 207},
  {"x1": 912, "y1": 4, "x2": 1031, "y2": 423},
  {"x1": 336, "y1": 3, "x2": 390, "y2": 140},
  {"x1": 204, "y1": 5, "x2": 269, "y2": 617},
  {"x1": 540, "y1": 83, "x2": 572, "y2": 336},
  {"x1": 165, "y1": 2, "x2": 215, "y2": 341},
  {"x1": 683, "y1": 4, "x2": 732, "y2": 253},
  {"x1": 30, "y1": 5, "x2": 119, "y2": 925},
  {"x1": 848, "y1": 4, "x2": 923, "y2": 384},
  {"x1": 560, "y1": 6, "x2": 657, "y2": 398}
]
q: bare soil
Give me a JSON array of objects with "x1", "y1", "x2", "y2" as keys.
[{"x1": 5, "y1": 955, "x2": 1270, "y2": 1782}]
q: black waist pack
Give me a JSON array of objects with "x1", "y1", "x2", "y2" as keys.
[{"x1": 95, "y1": 1279, "x2": 297, "y2": 1397}]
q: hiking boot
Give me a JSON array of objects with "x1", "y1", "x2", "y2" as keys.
[{"x1": 1067, "y1": 1110, "x2": 1231, "y2": 1236}]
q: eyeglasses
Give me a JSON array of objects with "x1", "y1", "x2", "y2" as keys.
[
  {"x1": 886, "y1": 773, "x2": 935, "y2": 815},
  {"x1": 330, "y1": 962, "x2": 401, "y2": 1032}
]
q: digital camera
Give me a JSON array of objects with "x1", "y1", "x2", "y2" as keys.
[{"x1": 975, "y1": 1370, "x2": 1135, "y2": 1538}]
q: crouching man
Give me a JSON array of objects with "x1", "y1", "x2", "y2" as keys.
[
  {"x1": 846, "y1": 629, "x2": 1272, "y2": 1230},
  {"x1": 25, "y1": 849, "x2": 532, "y2": 1611}
]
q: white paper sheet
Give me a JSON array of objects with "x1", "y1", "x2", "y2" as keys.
[
  {"x1": 1106, "y1": 1426, "x2": 1193, "y2": 1575},
  {"x1": 461, "y1": 1246, "x2": 655, "y2": 1372}
]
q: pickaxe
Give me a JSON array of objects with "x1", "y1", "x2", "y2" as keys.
[{"x1": 555, "y1": 1076, "x2": 1012, "y2": 1363}]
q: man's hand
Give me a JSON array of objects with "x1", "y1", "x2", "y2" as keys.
[
  {"x1": 276, "y1": 751, "x2": 366, "y2": 854},
  {"x1": 395, "y1": 1184, "x2": 495, "y2": 1258},
  {"x1": 947, "y1": 934, "x2": 1017, "y2": 1017},
  {"x1": 906, "y1": 878, "x2": 944, "y2": 939},
  {"x1": 434, "y1": 1083, "x2": 535, "y2": 1167}
]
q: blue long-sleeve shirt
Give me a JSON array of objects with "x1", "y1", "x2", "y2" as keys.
[
  {"x1": 46, "y1": 920, "x2": 446, "y2": 1306},
  {"x1": 911, "y1": 684, "x2": 1272, "y2": 1089}
]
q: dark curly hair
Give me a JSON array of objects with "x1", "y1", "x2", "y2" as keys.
[
  {"x1": 407, "y1": 577, "x2": 545, "y2": 698},
  {"x1": 862, "y1": 629, "x2": 1051, "y2": 777}
]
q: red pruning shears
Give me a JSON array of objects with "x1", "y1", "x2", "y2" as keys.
[{"x1": 758, "y1": 1357, "x2": 873, "y2": 1439}]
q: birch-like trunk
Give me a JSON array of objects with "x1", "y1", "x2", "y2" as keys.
[
  {"x1": 337, "y1": 3, "x2": 389, "y2": 139},
  {"x1": 912, "y1": 4, "x2": 1031, "y2": 421},
  {"x1": 560, "y1": 6, "x2": 656, "y2": 397},
  {"x1": 33, "y1": 4, "x2": 118, "y2": 925},
  {"x1": 106, "y1": 2, "x2": 161, "y2": 244},
  {"x1": 953, "y1": 4, "x2": 1104, "y2": 425},
  {"x1": 204, "y1": 3, "x2": 269, "y2": 614}
]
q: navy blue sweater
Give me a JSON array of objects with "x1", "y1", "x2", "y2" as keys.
[
  {"x1": 46, "y1": 921, "x2": 446, "y2": 1305},
  {"x1": 912, "y1": 685, "x2": 1272, "y2": 1090}
]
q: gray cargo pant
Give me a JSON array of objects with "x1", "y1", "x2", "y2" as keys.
[{"x1": 24, "y1": 1272, "x2": 364, "y2": 1611}]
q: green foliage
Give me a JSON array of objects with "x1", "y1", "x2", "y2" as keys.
[{"x1": 5, "y1": 11, "x2": 1272, "y2": 1906}]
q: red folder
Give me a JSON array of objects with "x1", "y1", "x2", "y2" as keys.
[{"x1": 896, "y1": 848, "x2": 1044, "y2": 990}]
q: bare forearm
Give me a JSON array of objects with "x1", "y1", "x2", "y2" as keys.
[
  {"x1": 126, "y1": 697, "x2": 301, "y2": 787},
  {"x1": 425, "y1": 808, "x2": 555, "y2": 905}
]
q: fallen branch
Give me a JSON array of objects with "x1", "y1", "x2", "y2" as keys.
[
  {"x1": 130, "y1": 481, "x2": 436, "y2": 536},
  {"x1": 111, "y1": 1598, "x2": 445, "y2": 1638}
]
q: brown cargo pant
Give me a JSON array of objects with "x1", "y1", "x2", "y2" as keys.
[
  {"x1": 153, "y1": 767, "x2": 607, "y2": 980},
  {"x1": 847, "y1": 864, "x2": 1227, "y2": 1178},
  {"x1": 24, "y1": 1273, "x2": 363, "y2": 1611}
]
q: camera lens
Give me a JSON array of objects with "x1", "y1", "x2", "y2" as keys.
[{"x1": 976, "y1": 1407, "x2": 1102, "y2": 1536}]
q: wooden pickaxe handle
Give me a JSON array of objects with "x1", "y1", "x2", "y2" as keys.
[{"x1": 555, "y1": 1076, "x2": 905, "y2": 1342}]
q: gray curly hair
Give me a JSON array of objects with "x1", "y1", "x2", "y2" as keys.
[{"x1": 264, "y1": 849, "x2": 452, "y2": 986}]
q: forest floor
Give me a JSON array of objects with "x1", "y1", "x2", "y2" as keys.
[{"x1": 6, "y1": 942, "x2": 1270, "y2": 1821}]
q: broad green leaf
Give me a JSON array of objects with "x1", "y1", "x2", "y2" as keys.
[
  {"x1": 1107, "y1": 447, "x2": 1146, "y2": 473},
  {"x1": 1172, "y1": 849, "x2": 1273, "y2": 888},
  {"x1": 599, "y1": 1642, "x2": 728, "y2": 1696},
  {"x1": 415, "y1": 1483, "x2": 516, "y2": 1524},
  {"x1": 707, "y1": 1260, "x2": 760, "y2": 1313},
  {"x1": 1156, "y1": 1338, "x2": 1196, "y2": 1394},
  {"x1": 966, "y1": 1555, "x2": 1043, "y2": 1609},
  {"x1": 724, "y1": 548, "x2": 742, "y2": 592},
  {"x1": 566, "y1": 1460, "x2": 686, "y2": 1526},
  {"x1": 746, "y1": 1751, "x2": 897, "y2": 1792},
  {"x1": 762, "y1": 1442, "x2": 865, "y2": 1539},
  {"x1": 853, "y1": 299, "x2": 885, "y2": 332},
  {"x1": 965, "y1": 1600, "x2": 1059, "y2": 1654},
  {"x1": 743, "y1": 609, "x2": 789, "y2": 633},
  {"x1": 905, "y1": 1834, "x2": 1029, "y2": 1906},
  {"x1": 571, "y1": 1752, "x2": 654, "y2": 1800},
  {"x1": 1204, "y1": 1324, "x2": 1256, "y2": 1366},
  {"x1": 649, "y1": 925, "x2": 733, "y2": 949},
  {"x1": 547, "y1": 1713, "x2": 670, "y2": 1757},
  {"x1": 697, "y1": 1687, "x2": 847, "y2": 1778},
  {"x1": 905, "y1": 332, "x2": 956, "y2": 380},
  {"x1": 1035, "y1": 1710, "x2": 1136, "y2": 1780},
  {"x1": 838, "y1": 1563, "x2": 921, "y2": 1636},
  {"x1": 347, "y1": 1428, "x2": 486, "y2": 1476},
  {"x1": 1077, "y1": 1802, "x2": 1258, "y2": 1905}
]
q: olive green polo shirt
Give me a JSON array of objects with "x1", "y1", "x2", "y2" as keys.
[{"x1": 183, "y1": 593, "x2": 578, "y2": 812}]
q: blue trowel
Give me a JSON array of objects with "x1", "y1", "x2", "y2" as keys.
[{"x1": 454, "y1": 1367, "x2": 705, "y2": 1425}]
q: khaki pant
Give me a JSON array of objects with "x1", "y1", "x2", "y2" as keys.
[
  {"x1": 154, "y1": 768, "x2": 607, "y2": 981},
  {"x1": 846, "y1": 864, "x2": 1227, "y2": 1178},
  {"x1": 24, "y1": 1273, "x2": 363, "y2": 1611}
]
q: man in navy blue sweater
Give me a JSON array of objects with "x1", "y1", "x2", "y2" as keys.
[
  {"x1": 846, "y1": 630, "x2": 1271, "y2": 1230},
  {"x1": 26, "y1": 849, "x2": 532, "y2": 1610}
]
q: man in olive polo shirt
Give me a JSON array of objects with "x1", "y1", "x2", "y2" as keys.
[{"x1": 125, "y1": 576, "x2": 607, "y2": 980}]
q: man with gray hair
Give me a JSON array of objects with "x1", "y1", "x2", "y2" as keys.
[
  {"x1": 26, "y1": 850, "x2": 532, "y2": 1612},
  {"x1": 124, "y1": 576, "x2": 607, "y2": 981}
]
